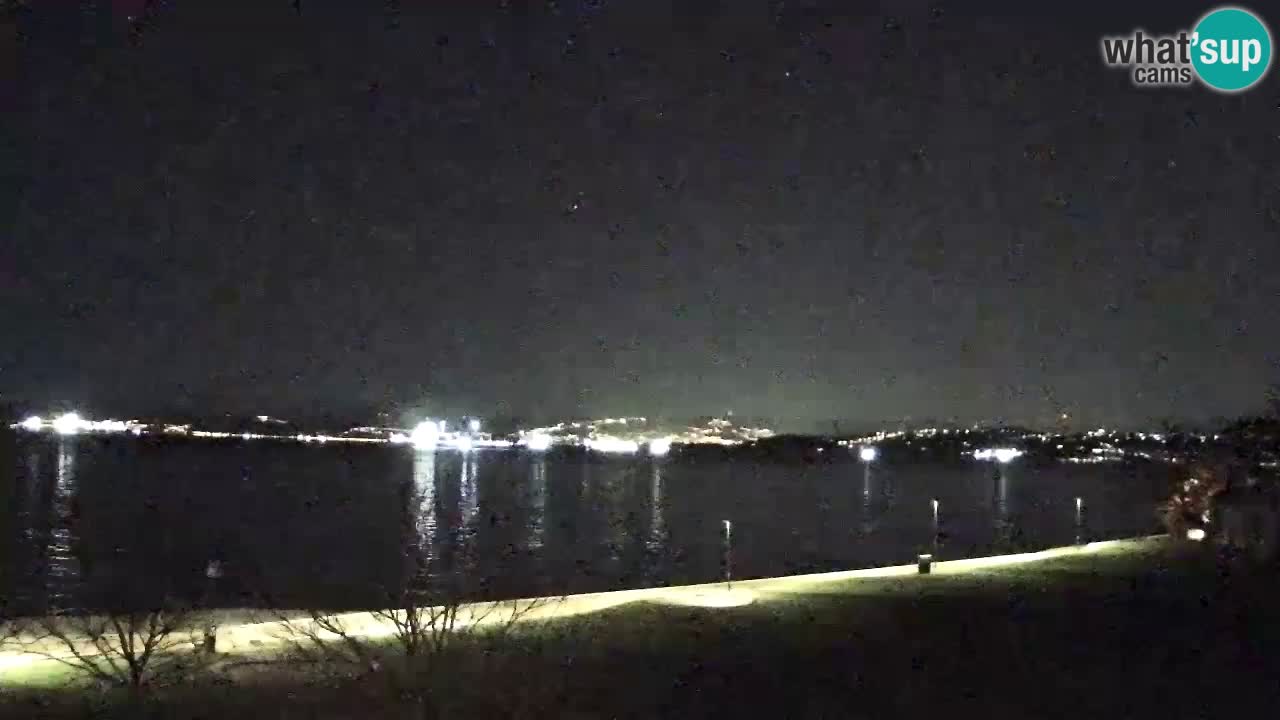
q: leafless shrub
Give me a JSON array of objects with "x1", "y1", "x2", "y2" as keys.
[
  {"x1": 0, "y1": 608, "x2": 17, "y2": 663},
  {"x1": 282, "y1": 589, "x2": 552, "y2": 668},
  {"x1": 1159, "y1": 463, "x2": 1227, "y2": 538},
  {"x1": 13, "y1": 604, "x2": 211, "y2": 696},
  {"x1": 276, "y1": 585, "x2": 559, "y2": 711}
]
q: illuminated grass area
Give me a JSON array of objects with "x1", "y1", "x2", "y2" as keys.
[
  {"x1": 0, "y1": 537, "x2": 1165, "y2": 686},
  {"x1": 6, "y1": 534, "x2": 1275, "y2": 719}
]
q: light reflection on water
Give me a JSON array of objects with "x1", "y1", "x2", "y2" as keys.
[
  {"x1": 47, "y1": 441, "x2": 80, "y2": 603},
  {"x1": 649, "y1": 462, "x2": 664, "y2": 552},
  {"x1": 8, "y1": 439, "x2": 83, "y2": 611},
  {"x1": 0, "y1": 436, "x2": 1167, "y2": 612},
  {"x1": 412, "y1": 448, "x2": 436, "y2": 544},
  {"x1": 528, "y1": 456, "x2": 547, "y2": 550}
]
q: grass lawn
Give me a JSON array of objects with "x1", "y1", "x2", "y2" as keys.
[{"x1": 4, "y1": 538, "x2": 1278, "y2": 719}]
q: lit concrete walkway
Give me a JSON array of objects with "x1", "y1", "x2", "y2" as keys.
[{"x1": 0, "y1": 537, "x2": 1163, "y2": 681}]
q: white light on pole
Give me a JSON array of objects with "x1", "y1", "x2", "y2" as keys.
[
  {"x1": 20, "y1": 416, "x2": 44, "y2": 432},
  {"x1": 859, "y1": 445, "x2": 878, "y2": 462},
  {"x1": 469, "y1": 418, "x2": 481, "y2": 433},
  {"x1": 723, "y1": 520, "x2": 733, "y2": 588}
]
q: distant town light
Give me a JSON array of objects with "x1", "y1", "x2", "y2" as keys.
[
  {"x1": 523, "y1": 433, "x2": 553, "y2": 452},
  {"x1": 648, "y1": 437, "x2": 673, "y2": 456},
  {"x1": 586, "y1": 437, "x2": 640, "y2": 454},
  {"x1": 20, "y1": 416, "x2": 44, "y2": 432},
  {"x1": 90, "y1": 420, "x2": 129, "y2": 433},
  {"x1": 859, "y1": 446, "x2": 878, "y2": 462},
  {"x1": 52, "y1": 412, "x2": 84, "y2": 436},
  {"x1": 452, "y1": 434, "x2": 474, "y2": 452},
  {"x1": 994, "y1": 448, "x2": 1022, "y2": 464},
  {"x1": 410, "y1": 421, "x2": 440, "y2": 450},
  {"x1": 973, "y1": 447, "x2": 1024, "y2": 464}
]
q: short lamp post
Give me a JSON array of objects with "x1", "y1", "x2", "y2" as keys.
[
  {"x1": 723, "y1": 519, "x2": 733, "y2": 589},
  {"x1": 1074, "y1": 496, "x2": 1085, "y2": 545},
  {"x1": 918, "y1": 553, "x2": 933, "y2": 575}
]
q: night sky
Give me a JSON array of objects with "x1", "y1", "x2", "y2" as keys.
[{"x1": 3, "y1": 0, "x2": 1279, "y2": 431}]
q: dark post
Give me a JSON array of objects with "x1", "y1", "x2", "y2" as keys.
[
  {"x1": 202, "y1": 558, "x2": 223, "y2": 654},
  {"x1": 918, "y1": 553, "x2": 933, "y2": 574},
  {"x1": 722, "y1": 520, "x2": 733, "y2": 589}
]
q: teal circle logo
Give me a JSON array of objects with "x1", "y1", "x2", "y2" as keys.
[{"x1": 1191, "y1": 7, "x2": 1272, "y2": 92}]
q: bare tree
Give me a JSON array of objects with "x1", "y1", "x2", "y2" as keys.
[
  {"x1": 0, "y1": 606, "x2": 16, "y2": 653},
  {"x1": 15, "y1": 604, "x2": 209, "y2": 697},
  {"x1": 279, "y1": 587, "x2": 554, "y2": 687},
  {"x1": 277, "y1": 520, "x2": 560, "y2": 708}
]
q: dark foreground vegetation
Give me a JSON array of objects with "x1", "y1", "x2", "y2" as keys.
[{"x1": 3, "y1": 540, "x2": 1279, "y2": 719}]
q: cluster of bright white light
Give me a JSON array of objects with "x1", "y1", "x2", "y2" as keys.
[
  {"x1": 858, "y1": 446, "x2": 878, "y2": 462},
  {"x1": 295, "y1": 434, "x2": 335, "y2": 444},
  {"x1": 521, "y1": 433, "x2": 554, "y2": 452},
  {"x1": 973, "y1": 447, "x2": 1024, "y2": 464},
  {"x1": 1186, "y1": 527, "x2": 1206, "y2": 542},
  {"x1": 518, "y1": 417, "x2": 771, "y2": 449},
  {"x1": 186, "y1": 429, "x2": 381, "y2": 444},
  {"x1": 17, "y1": 413, "x2": 146, "y2": 436},
  {"x1": 404, "y1": 418, "x2": 487, "y2": 452},
  {"x1": 409, "y1": 421, "x2": 440, "y2": 450},
  {"x1": 648, "y1": 437, "x2": 673, "y2": 456},
  {"x1": 52, "y1": 413, "x2": 86, "y2": 436},
  {"x1": 586, "y1": 436, "x2": 640, "y2": 454}
]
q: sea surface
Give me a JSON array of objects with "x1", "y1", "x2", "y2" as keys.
[{"x1": 0, "y1": 435, "x2": 1168, "y2": 612}]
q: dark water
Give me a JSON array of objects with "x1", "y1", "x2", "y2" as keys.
[{"x1": 0, "y1": 434, "x2": 1167, "y2": 612}]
